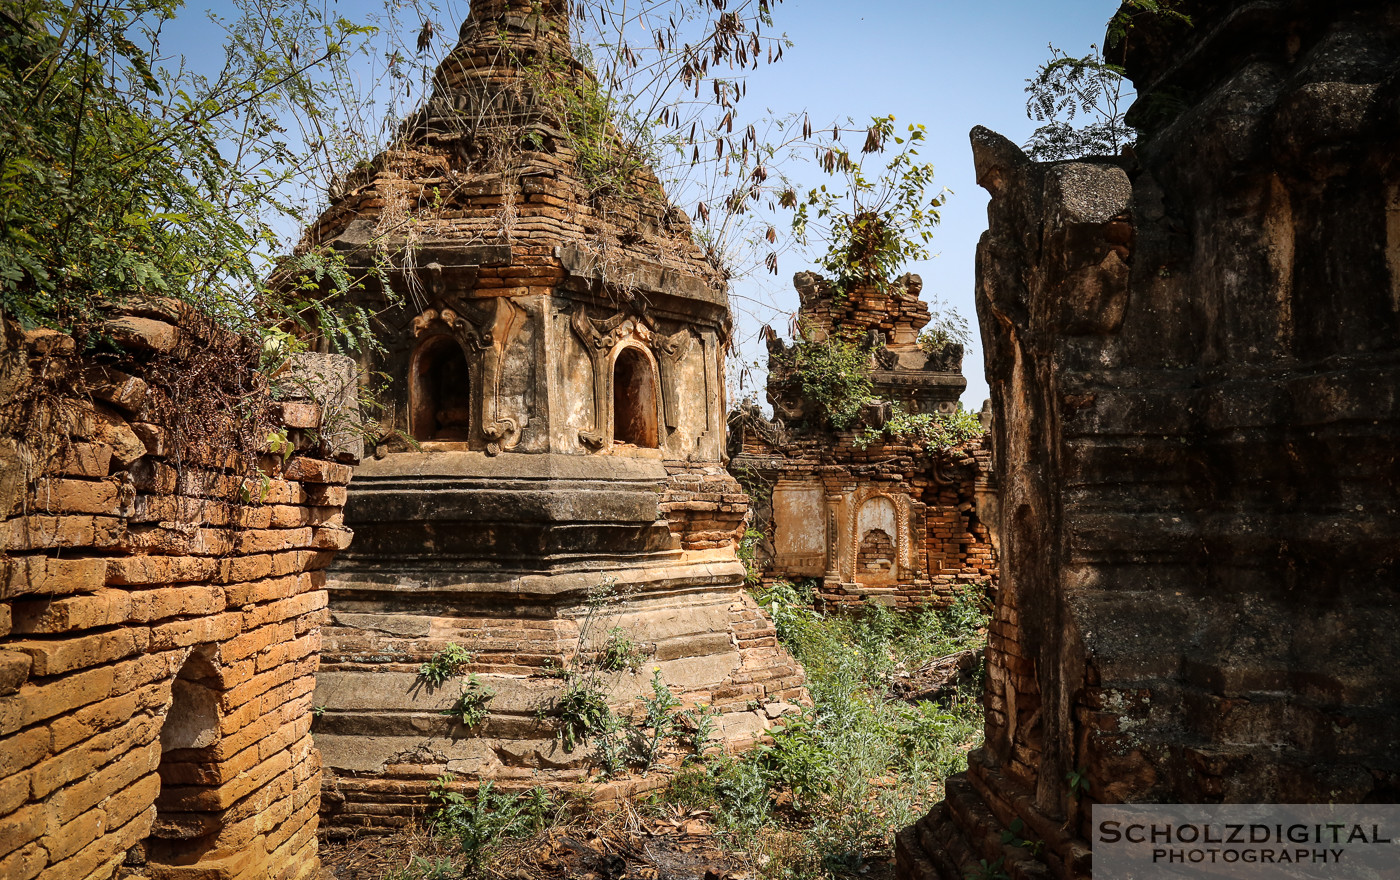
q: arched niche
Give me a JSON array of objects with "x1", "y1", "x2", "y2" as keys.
[
  {"x1": 141, "y1": 644, "x2": 223, "y2": 870},
  {"x1": 854, "y1": 494, "x2": 900, "y2": 584},
  {"x1": 410, "y1": 334, "x2": 472, "y2": 442},
  {"x1": 612, "y1": 345, "x2": 659, "y2": 448}
]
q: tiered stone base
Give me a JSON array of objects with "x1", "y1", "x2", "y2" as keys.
[
  {"x1": 316, "y1": 562, "x2": 805, "y2": 834},
  {"x1": 312, "y1": 451, "x2": 805, "y2": 835}
]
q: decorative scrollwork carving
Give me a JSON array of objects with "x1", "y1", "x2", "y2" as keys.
[
  {"x1": 568, "y1": 301, "x2": 687, "y2": 447},
  {"x1": 480, "y1": 299, "x2": 527, "y2": 455}
]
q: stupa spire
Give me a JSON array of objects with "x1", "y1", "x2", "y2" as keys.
[{"x1": 459, "y1": 0, "x2": 573, "y2": 52}]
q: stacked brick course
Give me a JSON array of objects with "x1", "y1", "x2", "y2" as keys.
[
  {"x1": 659, "y1": 463, "x2": 751, "y2": 552},
  {"x1": 0, "y1": 308, "x2": 354, "y2": 880}
]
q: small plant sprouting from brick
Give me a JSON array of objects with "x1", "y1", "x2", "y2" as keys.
[
  {"x1": 774, "y1": 331, "x2": 874, "y2": 430},
  {"x1": 737, "y1": 527, "x2": 766, "y2": 586},
  {"x1": 599, "y1": 627, "x2": 648, "y2": 672},
  {"x1": 553, "y1": 677, "x2": 614, "y2": 754},
  {"x1": 418, "y1": 643, "x2": 474, "y2": 688},
  {"x1": 916, "y1": 310, "x2": 972, "y2": 357},
  {"x1": 965, "y1": 857, "x2": 1011, "y2": 880},
  {"x1": 545, "y1": 578, "x2": 626, "y2": 754},
  {"x1": 1067, "y1": 766, "x2": 1092, "y2": 797},
  {"x1": 540, "y1": 578, "x2": 715, "y2": 778},
  {"x1": 1000, "y1": 817, "x2": 1046, "y2": 857},
  {"x1": 855, "y1": 403, "x2": 984, "y2": 453},
  {"x1": 418, "y1": 644, "x2": 494, "y2": 731},
  {"x1": 445, "y1": 675, "x2": 495, "y2": 730}
]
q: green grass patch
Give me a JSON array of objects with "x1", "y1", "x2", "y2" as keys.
[{"x1": 653, "y1": 582, "x2": 990, "y2": 879}]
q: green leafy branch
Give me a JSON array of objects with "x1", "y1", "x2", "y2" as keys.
[{"x1": 791, "y1": 115, "x2": 946, "y2": 297}]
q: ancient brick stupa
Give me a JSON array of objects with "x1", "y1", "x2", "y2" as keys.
[
  {"x1": 294, "y1": 0, "x2": 805, "y2": 832},
  {"x1": 730, "y1": 272, "x2": 996, "y2": 610}
]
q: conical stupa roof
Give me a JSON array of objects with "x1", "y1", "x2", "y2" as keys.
[{"x1": 301, "y1": 0, "x2": 723, "y2": 307}]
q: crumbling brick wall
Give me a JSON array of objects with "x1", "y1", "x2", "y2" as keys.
[
  {"x1": 0, "y1": 307, "x2": 355, "y2": 880},
  {"x1": 899, "y1": 3, "x2": 1400, "y2": 878},
  {"x1": 733, "y1": 418, "x2": 996, "y2": 610},
  {"x1": 730, "y1": 271, "x2": 997, "y2": 610}
]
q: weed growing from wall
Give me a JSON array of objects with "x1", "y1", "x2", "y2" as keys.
[
  {"x1": 418, "y1": 643, "x2": 474, "y2": 687},
  {"x1": 446, "y1": 675, "x2": 496, "y2": 729},
  {"x1": 598, "y1": 627, "x2": 647, "y2": 673},
  {"x1": 416, "y1": 643, "x2": 494, "y2": 730},
  {"x1": 773, "y1": 332, "x2": 873, "y2": 430},
  {"x1": 738, "y1": 526, "x2": 767, "y2": 586}
]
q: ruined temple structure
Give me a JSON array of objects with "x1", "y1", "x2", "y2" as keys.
[
  {"x1": 0, "y1": 306, "x2": 357, "y2": 880},
  {"x1": 899, "y1": 2, "x2": 1400, "y2": 878},
  {"x1": 729, "y1": 272, "x2": 997, "y2": 609},
  {"x1": 293, "y1": 0, "x2": 805, "y2": 832}
]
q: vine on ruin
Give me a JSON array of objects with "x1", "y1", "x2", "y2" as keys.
[
  {"x1": 774, "y1": 331, "x2": 873, "y2": 430},
  {"x1": 856, "y1": 404, "x2": 984, "y2": 453}
]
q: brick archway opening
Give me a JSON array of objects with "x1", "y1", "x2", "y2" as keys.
[
  {"x1": 613, "y1": 346, "x2": 658, "y2": 448},
  {"x1": 411, "y1": 334, "x2": 472, "y2": 442},
  {"x1": 137, "y1": 645, "x2": 224, "y2": 872}
]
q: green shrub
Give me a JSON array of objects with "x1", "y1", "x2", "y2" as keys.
[
  {"x1": 418, "y1": 643, "x2": 474, "y2": 688},
  {"x1": 776, "y1": 335, "x2": 873, "y2": 430},
  {"x1": 666, "y1": 585, "x2": 990, "y2": 878},
  {"x1": 444, "y1": 675, "x2": 495, "y2": 729},
  {"x1": 738, "y1": 527, "x2": 766, "y2": 586},
  {"x1": 630, "y1": 668, "x2": 681, "y2": 773},
  {"x1": 426, "y1": 776, "x2": 555, "y2": 870},
  {"x1": 598, "y1": 627, "x2": 648, "y2": 672},
  {"x1": 552, "y1": 677, "x2": 614, "y2": 754},
  {"x1": 856, "y1": 403, "x2": 984, "y2": 452}
]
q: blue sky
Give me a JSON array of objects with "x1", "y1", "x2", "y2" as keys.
[
  {"x1": 724, "y1": 0, "x2": 1125, "y2": 408},
  {"x1": 163, "y1": 0, "x2": 1124, "y2": 408}
]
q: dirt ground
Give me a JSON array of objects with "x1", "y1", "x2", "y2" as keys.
[
  {"x1": 319, "y1": 802, "x2": 755, "y2": 880},
  {"x1": 318, "y1": 801, "x2": 898, "y2": 880}
]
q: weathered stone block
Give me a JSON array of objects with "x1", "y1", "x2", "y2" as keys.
[
  {"x1": 45, "y1": 441, "x2": 114, "y2": 479},
  {"x1": 9, "y1": 589, "x2": 132, "y2": 634},
  {"x1": 100, "y1": 316, "x2": 181, "y2": 354}
]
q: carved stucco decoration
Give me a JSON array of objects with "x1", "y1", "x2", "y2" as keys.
[
  {"x1": 569, "y1": 303, "x2": 694, "y2": 449},
  {"x1": 411, "y1": 298, "x2": 529, "y2": 455},
  {"x1": 840, "y1": 487, "x2": 916, "y2": 583}
]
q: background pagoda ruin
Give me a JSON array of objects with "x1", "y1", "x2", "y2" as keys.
[
  {"x1": 293, "y1": 0, "x2": 805, "y2": 833},
  {"x1": 730, "y1": 271, "x2": 997, "y2": 610}
]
